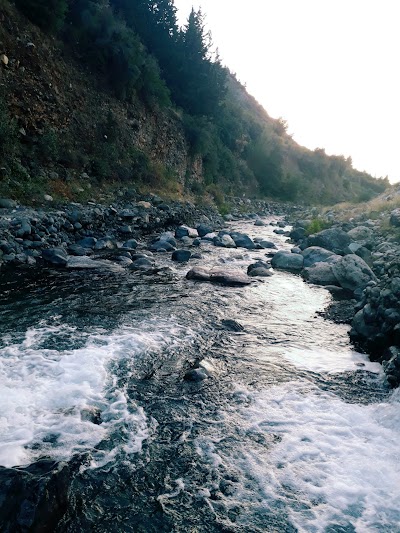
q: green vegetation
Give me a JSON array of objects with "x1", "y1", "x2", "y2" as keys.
[
  {"x1": 2, "y1": 0, "x2": 390, "y2": 205},
  {"x1": 305, "y1": 218, "x2": 332, "y2": 236}
]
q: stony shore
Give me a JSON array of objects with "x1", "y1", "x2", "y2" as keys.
[{"x1": 1, "y1": 194, "x2": 399, "y2": 387}]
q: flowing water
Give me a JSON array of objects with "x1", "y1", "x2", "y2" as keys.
[{"x1": 0, "y1": 219, "x2": 399, "y2": 532}]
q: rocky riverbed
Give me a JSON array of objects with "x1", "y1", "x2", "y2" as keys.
[{"x1": 1, "y1": 194, "x2": 400, "y2": 388}]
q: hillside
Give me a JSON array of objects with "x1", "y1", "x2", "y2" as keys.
[{"x1": 0, "y1": 0, "x2": 389, "y2": 207}]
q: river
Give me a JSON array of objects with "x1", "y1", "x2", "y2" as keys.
[{"x1": 0, "y1": 218, "x2": 399, "y2": 532}]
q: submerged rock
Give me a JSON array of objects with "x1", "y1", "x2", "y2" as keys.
[{"x1": 42, "y1": 248, "x2": 68, "y2": 266}]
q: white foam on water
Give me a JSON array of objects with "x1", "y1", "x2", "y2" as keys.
[
  {"x1": 281, "y1": 345, "x2": 382, "y2": 374},
  {"x1": 0, "y1": 319, "x2": 193, "y2": 468},
  {"x1": 196, "y1": 382, "x2": 400, "y2": 532}
]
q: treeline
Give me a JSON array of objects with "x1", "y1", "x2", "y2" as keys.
[{"x1": 9, "y1": 0, "x2": 390, "y2": 203}]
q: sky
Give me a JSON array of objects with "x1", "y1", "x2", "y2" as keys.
[{"x1": 174, "y1": 0, "x2": 400, "y2": 183}]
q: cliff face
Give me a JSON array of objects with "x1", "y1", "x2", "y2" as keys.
[{"x1": 0, "y1": 2, "x2": 198, "y2": 200}]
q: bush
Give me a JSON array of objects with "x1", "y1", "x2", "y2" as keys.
[
  {"x1": 305, "y1": 218, "x2": 331, "y2": 236},
  {"x1": 15, "y1": 0, "x2": 67, "y2": 32}
]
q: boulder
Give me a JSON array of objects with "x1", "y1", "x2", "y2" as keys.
[
  {"x1": 307, "y1": 228, "x2": 351, "y2": 254},
  {"x1": 175, "y1": 225, "x2": 198, "y2": 239},
  {"x1": 301, "y1": 246, "x2": 338, "y2": 267},
  {"x1": 347, "y1": 226, "x2": 373, "y2": 242},
  {"x1": 123, "y1": 239, "x2": 138, "y2": 249},
  {"x1": 258, "y1": 240, "x2": 277, "y2": 249},
  {"x1": 42, "y1": 248, "x2": 68, "y2": 266},
  {"x1": 302, "y1": 262, "x2": 339, "y2": 286},
  {"x1": 390, "y1": 209, "x2": 400, "y2": 228},
  {"x1": 196, "y1": 224, "x2": 213, "y2": 237},
  {"x1": 186, "y1": 267, "x2": 211, "y2": 282},
  {"x1": 129, "y1": 257, "x2": 155, "y2": 271},
  {"x1": 67, "y1": 244, "x2": 92, "y2": 256},
  {"x1": 172, "y1": 250, "x2": 192, "y2": 262},
  {"x1": 186, "y1": 267, "x2": 251, "y2": 286},
  {"x1": 230, "y1": 232, "x2": 256, "y2": 249},
  {"x1": 209, "y1": 270, "x2": 252, "y2": 286},
  {"x1": 248, "y1": 267, "x2": 273, "y2": 277},
  {"x1": 383, "y1": 347, "x2": 400, "y2": 387},
  {"x1": 94, "y1": 238, "x2": 117, "y2": 250},
  {"x1": 332, "y1": 254, "x2": 377, "y2": 292},
  {"x1": 219, "y1": 234, "x2": 236, "y2": 248},
  {"x1": 271, "y1": 251, "x2": 304, "y2": 272},
  {"x1": 0, "y1": 199, "x2": 16, "y2": 209},
  {"x1": 254, "y1": 219, "x2": 266, "y2": 226},
  {"x1": 77, "y1": 237, "x2": 97, "y2": 249}
]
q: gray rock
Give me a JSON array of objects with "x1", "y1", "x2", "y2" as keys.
[
  {"x1": 77, "y1": 237, "x2": 97, "y2": 249},
  {"x1": 0, "y1": 199, "x2": 16, "y2": 209},
  {"x1": 302, "y1": 262, "x2": 339, "y2": 286},
  {"x1": 248, "y1": 267, "x2": 274, "y2": 277},
  {"x1": 186, "y1": 267, "x2": 251, "y2": 286},
  {"x1": 151, "y1": 240, "x2": 176, "y2": 252},
  {"x1": 175, "y1": 225, "x2": 198, "y2": 239},
  {"x1": 186, "y1": 267, "x2": 211, "y2": 281},
  {"x1": 123, "y1": 239, "x2": 138, "y2": 249},
  {"x1": 332, "y1": 254, "x2": 377, "y2": 292},
  {"x1": 347, "y1": 226, "x2": 373, "y2": 242},
  {"x1": 390, "y1": 209, "x2": 400, "y2": 227},
  {"x1": 42, "y1": 247, "x2": 68, "y2": 266},
  {"x1": 219, "y1": 234, "x2": 236, "y2": 248},
  {"x1": 382, "y1": 346, "x2": 400, "y2": 387},
  {"x1": 209, "y1": 270, "x2": 252, "y2": 286},
  {"x1": 67, "y1": 244, "x2": 93, "y2": 256},
  {"x1": 230, "y1": 232, "x2": 256, "y2": 249},
  {"x1": 94, "y1": 238, "x2": 117, "y2": 250},
  {"x1": 172, "y1": 250, "x2": 192, "y2": 262},
  {"x1": 301, "y1": 246, "x2": 338, "y2": 267},
  {"x1": 129, "y1": 257, "x2": 155, "y2": 270},
  {"x1": 197, "y1": 224, "x2": 213, "y2": 237},
  {"x1": 67, "y1": 257, "x2": 123, "y2": 270},
  {"x1": 254, "y1": 219, "x2": 266, "y2": 226},
  {"x1": 307, "y1": 228, "x2": 351, "y2": 254},
  {"x1": 258, "y1": 240, "x2": 277, "y2": 249},
  {"x1": 271, "y1": 251, "x2": 304, "y2": 272}
]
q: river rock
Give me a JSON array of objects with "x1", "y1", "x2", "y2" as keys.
[
  {"x1": 383, "y1": 347, "x2": 400, "y2": 387},
  {"x1": 0, "y1": 199, "x2": 16, "y2": 209},
  {"x1": 271, "y1": 251, "x2": 304, "y2": 272},
  {"x1": 77, "y1": 237, "x2": 97, "y2": 249},
  {"x1": 347, "y1": 226, "x2": 373, "y2": 242},
  {"x1": 219, "y1": 234, "x2": 236, "y2": 248},
  {"x1": 196, "y1": 224, "x2": 213, "y2": 237},
  {"x1": 332, "y1": 254, "x2": 377, "y2": 292},
  {"x1": 67, "y1": 244, "x2": 93, "y2": 256},
  {"x1": 230, "y1": 232, "x2": 256, "y2": 249},
  {"x1": 123, "y1": 239, "x2": 138, "y2": 249},
  {"x1": 390, "y1": 209, "x2": 400, "y2": 227},
  {"x1": 175, "y1": 225, "x2": 198, "y2": 239},
  {"x1": 151, "y1": 240, "x2": 176, "y2": 252},
  {"x1": 302, "y1": 262, "x2": 339, "y2": 286},
  {"x1": 94, "y1": 238, "x2": 117, "y2": 250},
  {"x1": 186, "y1": 267, "x2": 211, "y2": 281},
  {"x1": 172, "y1": 250, "x2": 192, "y2": 262},
  {"x1": 307, "y1": 228, "x2": 351, "y2": 254},
  {"x1": 254, "y1": 219, "x2": 266, "y2": 226},
  {"x1": 42, "y1": 248, "x2": 68, "y2": 266},
  {"x1": 186, "y1": 267, "x2": 251, "y2": 286},
  {"x1": 248, "y1": 267, "x2": 273, "y2": 277},
  {"x1": 209, "y1": 270, "x2": 252, "y2": 286},
  {"x1": 301, "y1": 246, "x2": 338, "y2": 268},
  {"x1": 258, "y1": 240, "x2": 277, "y2": 249},
  {"x1": 129, "y1": 257, "x2": 155, "y2": 270}
]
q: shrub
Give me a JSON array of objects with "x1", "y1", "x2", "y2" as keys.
[{"x1": 15, "y1": 0, "x2": 67, "y2": 32}]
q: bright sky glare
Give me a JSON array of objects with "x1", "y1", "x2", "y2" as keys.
[{"x1": 174, "y1": 0, "x2": 400, "y2": 183}]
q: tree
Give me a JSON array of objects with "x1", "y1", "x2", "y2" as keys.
[{"x1": 15, "y1": 0, "x2": 67, "y2": 32}]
